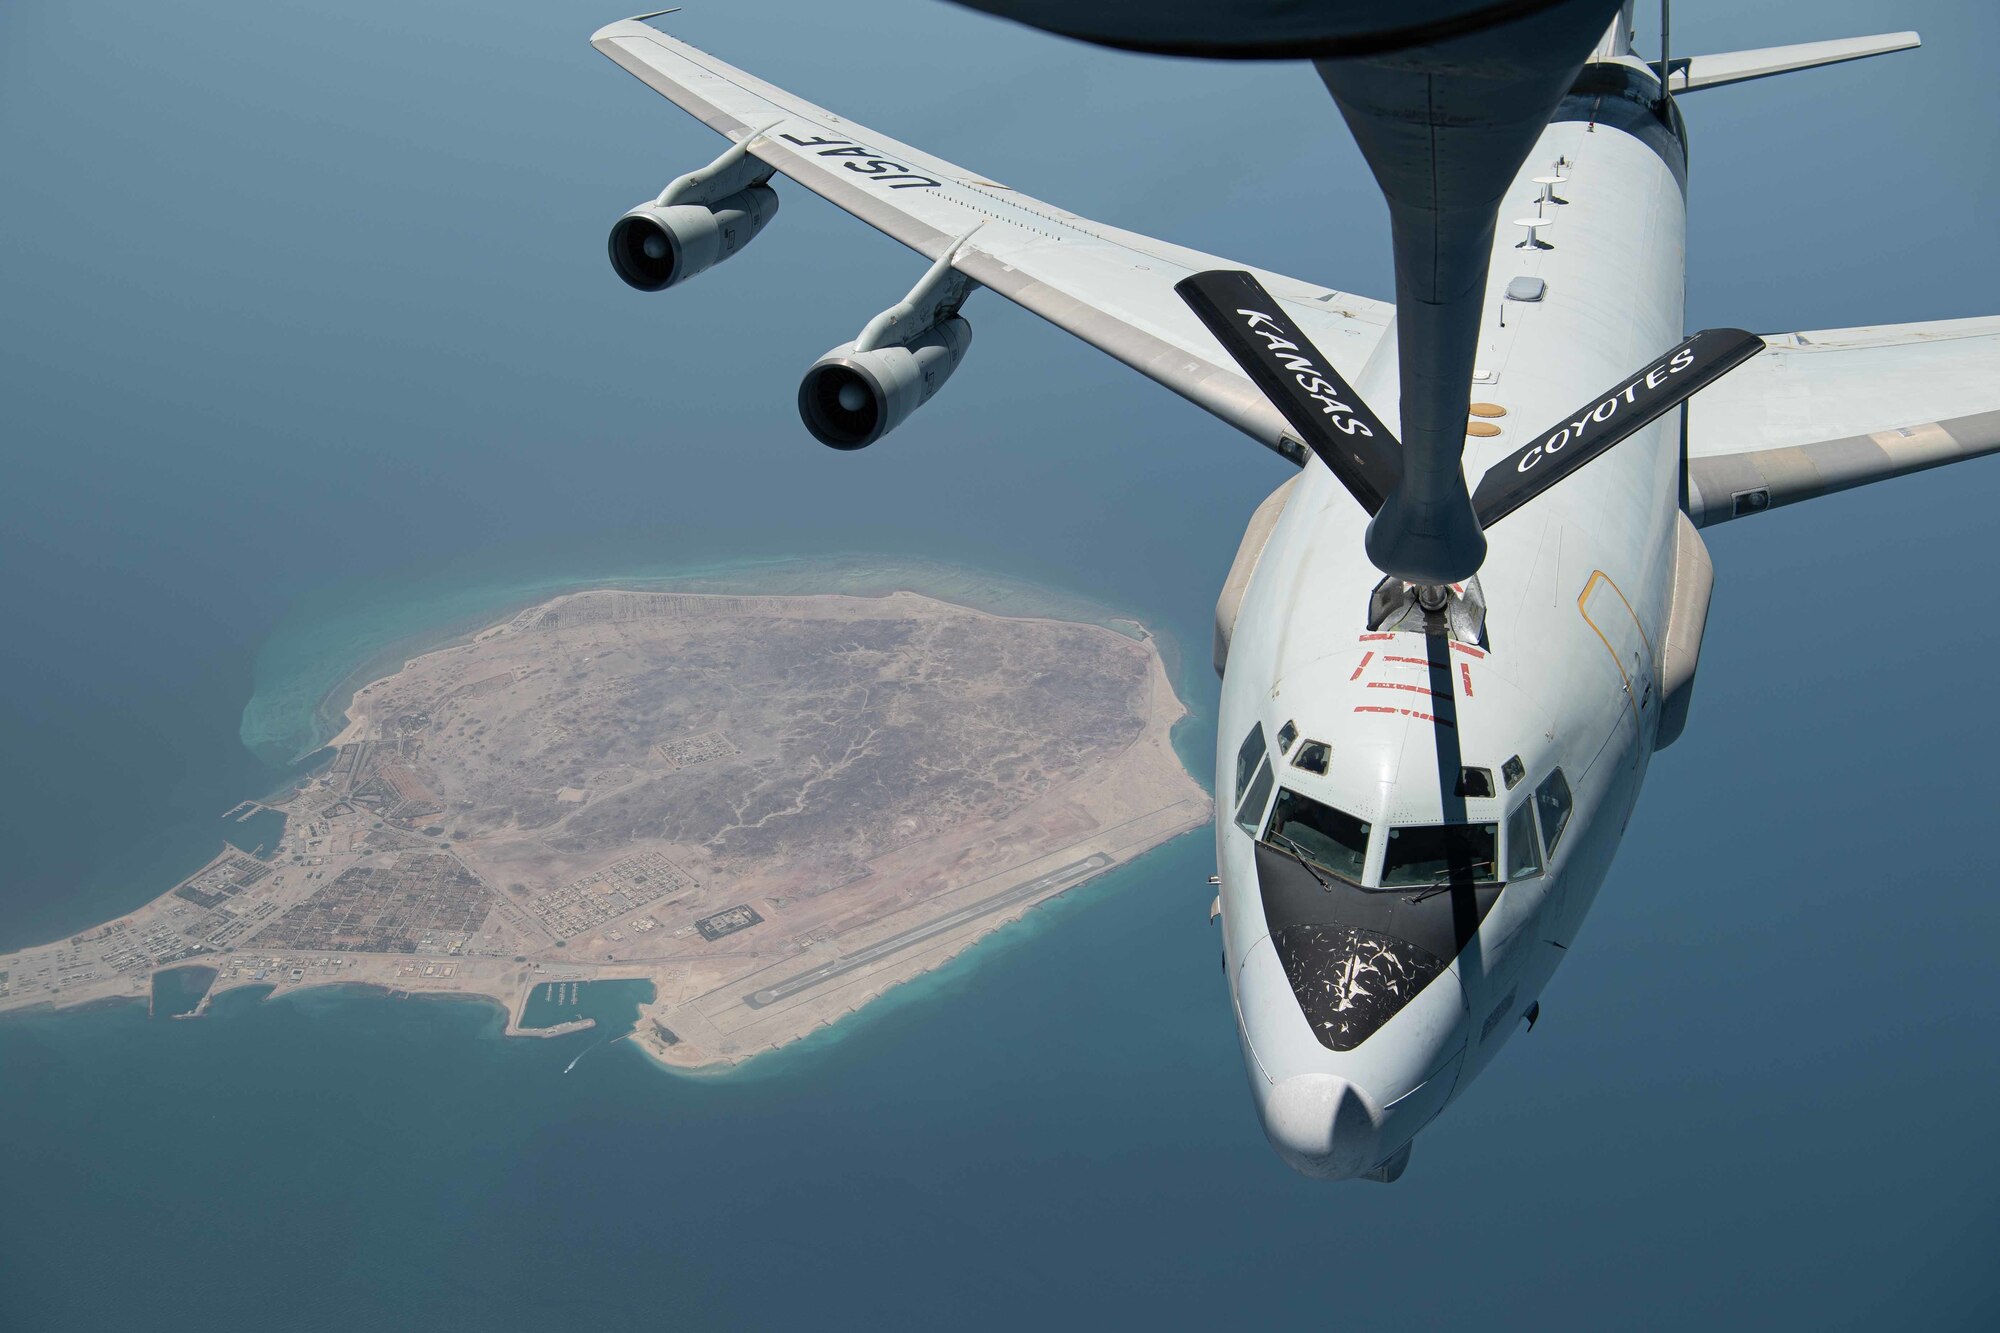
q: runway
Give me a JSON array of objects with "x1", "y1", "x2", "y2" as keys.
[{"x1": 742, "y1": 853, "x2": 1113, "y2": 1009}]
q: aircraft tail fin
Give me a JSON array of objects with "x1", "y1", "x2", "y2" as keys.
[{"x1": 1665, "y1": 32, "x2": 1919, "y2": 94}]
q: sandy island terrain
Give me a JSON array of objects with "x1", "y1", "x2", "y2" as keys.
[{"x1": 0, "y1": 587, "x2": 1211, "y2": 1069}]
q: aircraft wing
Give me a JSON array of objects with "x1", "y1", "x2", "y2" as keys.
[
  {"x1": 1684, "y1": 316, "x2": 2000, "y2": 527},
  {"x1": 591, "y1": 19, "x2": 1391, "y2": 463}
]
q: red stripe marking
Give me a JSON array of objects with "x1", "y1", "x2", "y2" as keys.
[
  {"x1": 1353, "y1": 704, "x2": 1454, "y2": 728},
  {"x1": 1382, "y1": 654, "x2": 1429, "y2": 666},
  {"x1": 1460, "y1": 662, "x2": 1475, "y2": 697},
  {"x1": 1368, "y1": 680, "x2": 1446, "y2": 699},
  {"x1": 1349, "y1": 651, "x2": 1373, "y2": 680},
  {"x1": 1449, "y1": 642, "x2": 1486, "y2": 659},
  {"x1": 1359, "y1": 632, "x2": 1395, "y2": 642}
]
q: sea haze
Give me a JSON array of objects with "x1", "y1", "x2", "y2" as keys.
[{"x1": 2, "y1": 0, "x2": 1997, "y2": 1328}]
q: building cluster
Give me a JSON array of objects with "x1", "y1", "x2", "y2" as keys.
[
  {"x1": 655, "y1": 729, "x2": 739, "y2": 770},
  {"x1": 249, "y1": 852, "x2": 493, "y2": 954},
  {"x1": 172, "y1": 851, "x2": 273, "y2": 910},
  {"x1": 695, "y1": 904, "x2": 764, "y2": 941},
  {"x1": 528, "y1": 851, "x2": 696, "y2": 940}
]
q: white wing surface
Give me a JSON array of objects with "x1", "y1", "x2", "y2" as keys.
[
  {"x1": 591, "y1": 19, "x2": 1391, "y2": 461},
  {"x1": 1684, "y1": 317, "x2": 2000, "y2": 526}
]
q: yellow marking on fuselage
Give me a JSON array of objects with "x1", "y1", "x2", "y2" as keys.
[{"x1": 1577, "y1": 570, "x2": 1653, "y2": 727}]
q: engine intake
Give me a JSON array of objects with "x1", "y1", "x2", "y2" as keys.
[
  {"x1": 798, "y1": 317, "x2": 972, "y2": 449},
  {"x1": 798, "y1": 231, "x2": 982, "y2": 449},
  {"x1": 608, "y1": 131, "x2": 780, "y2": 291},
  {"x1": 608, "y1": 184, "x2": 778, "y2": 292}
]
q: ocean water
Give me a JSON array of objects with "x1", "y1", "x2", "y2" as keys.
[{"x1": 3, "y1": 0, "x2": 1997, "y2": 1328}]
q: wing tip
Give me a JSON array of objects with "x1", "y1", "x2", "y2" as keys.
[{"x1": 591, "y1": 14, "x2": 674, "y2": 46}]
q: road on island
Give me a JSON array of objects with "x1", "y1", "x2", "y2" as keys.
[{"x1": 742, "y1": 854, "x2": 1112, "y2": 1009}]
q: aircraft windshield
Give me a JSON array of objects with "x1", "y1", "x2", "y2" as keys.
[
  {"x1": 1380, "y1": 822, "x2": 1500, "y2": 888},
  {"x1": 1263, "y1": 788, "x2": 1370, "y2": 883}
]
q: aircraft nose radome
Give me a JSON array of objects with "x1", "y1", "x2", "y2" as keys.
[{"x1": 1260, "y1": 1073, "x2": 1383, "y2": 1181}]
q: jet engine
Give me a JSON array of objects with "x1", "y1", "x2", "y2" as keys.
[
  {"x1": 607, "y1": 133, "x2": 779, "y2": 291},
  {"x1": 797, "y1": 230, "x2": 982, "y2": 449},
  {"x1": 799, "y1": 317, "x2": 972, "y2": 449},
  {"x1": 608, "y1": 187, "x2": 777, "y2": 291}
]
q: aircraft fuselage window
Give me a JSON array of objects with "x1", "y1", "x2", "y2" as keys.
[
  {"x1": 1536, "y1": 768, "x2": 1574, "y2": 855},
  {"x1": 1380, "y1": 822, "x2": 1500, "y2": 887},
  {"x1": 1501, "y1": 754, "x2": 1526, "y2": 790},
  {"x1": 1505, "y1": 800, "x2": 1543, "y2": 880},
  {"x1": 1263, "y1": 787, "x2": 1370, "y2": 882},
  {"x1": 1233, "y1": 724, "x2": 1274, "y2": 835},
  {"x1": 1292, "y1": 739, "x2": 1331, "y2": 774},
  {"x1": 1457, "y1": 766, "x2": 1494, "y2": 798},
  {"x1": 1276, "y1": 720, "x2": 1298, "y2": 754}
]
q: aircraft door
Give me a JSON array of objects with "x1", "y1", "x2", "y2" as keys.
[{"x1": 1579, "y1": 571, "x2": 1656, "y2": 756}]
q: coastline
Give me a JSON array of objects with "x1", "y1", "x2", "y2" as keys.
[
  {"x1": 623, "y1": 834, "x2": 1200, "y2": 1082},
  {"x1": 8, "y1": 566, "x2": 1215, "y2": 1073},
  {"x1": 2, "y1": 832, "x2": 1203, "y2": 1089}
]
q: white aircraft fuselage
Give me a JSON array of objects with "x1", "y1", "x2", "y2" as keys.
[{"x1": 1216, "y1": 54, "x2": 1688, "y2": 1181}]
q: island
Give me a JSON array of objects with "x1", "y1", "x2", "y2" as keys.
[{"x1": 0, "y1": 586, "x2": 1211, "y2": 1069}]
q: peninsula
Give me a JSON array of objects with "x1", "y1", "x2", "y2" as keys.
[{"x1": 0, "y1": 587, "x2": 1210, "y2": 1068}]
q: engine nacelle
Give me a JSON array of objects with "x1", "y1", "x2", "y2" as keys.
[
  {"x1": 607, "y1": 183, "x2": 779, "y2": 292},
  {"x1": 797, "y1": 317, "x2": 972, "y2": 449}
]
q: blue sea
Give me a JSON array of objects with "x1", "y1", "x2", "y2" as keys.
[{"x1": 3, "y1": 1, "x2": 1996, "y2": 1328}]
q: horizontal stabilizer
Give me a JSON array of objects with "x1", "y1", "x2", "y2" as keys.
[
  {"x1": 1176, "y1": 270, "x2": 1401, "y2": 514},
  {"x1": 1667, "y1": 32, "x2": 1919, "y2": 94},
  {"x1": 1472, "y1": 328, "x2": 1764, "y2": 527}
]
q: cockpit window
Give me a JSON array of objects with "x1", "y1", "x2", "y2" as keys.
[
  {"x1": 1235, "y1": 760, "x2": 1275, "y2": 835},
  {"x1": 1291, "y1": 740, "x2": 1330, "y2": 775},
  {"x1": 1264, "y1": 787, "x2": 1370, "y2": 882},
  {"x1": 1233, "y1": 724, "x2": 1274, "y2": 836},
  {"x1": 1275, "y1": 720, "x2": 1298, "y2": 754},
  {"x1": 1535, "y1": 768, "x2": 1573, "y2": 855},
  {"x1": 1380, "y1": 822, "x2": 1500, "y2": 887},
  {"x1": 1234, "y1": 724, "x2": 1266, "y2": 798},
  {"x1": 1505, "y1": 800, "x2": 1543, "y2": 880}
]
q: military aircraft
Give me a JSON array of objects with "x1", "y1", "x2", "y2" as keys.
[{"x1": 591, "y1": 2, "x2": 1999, "y2": 1180}]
